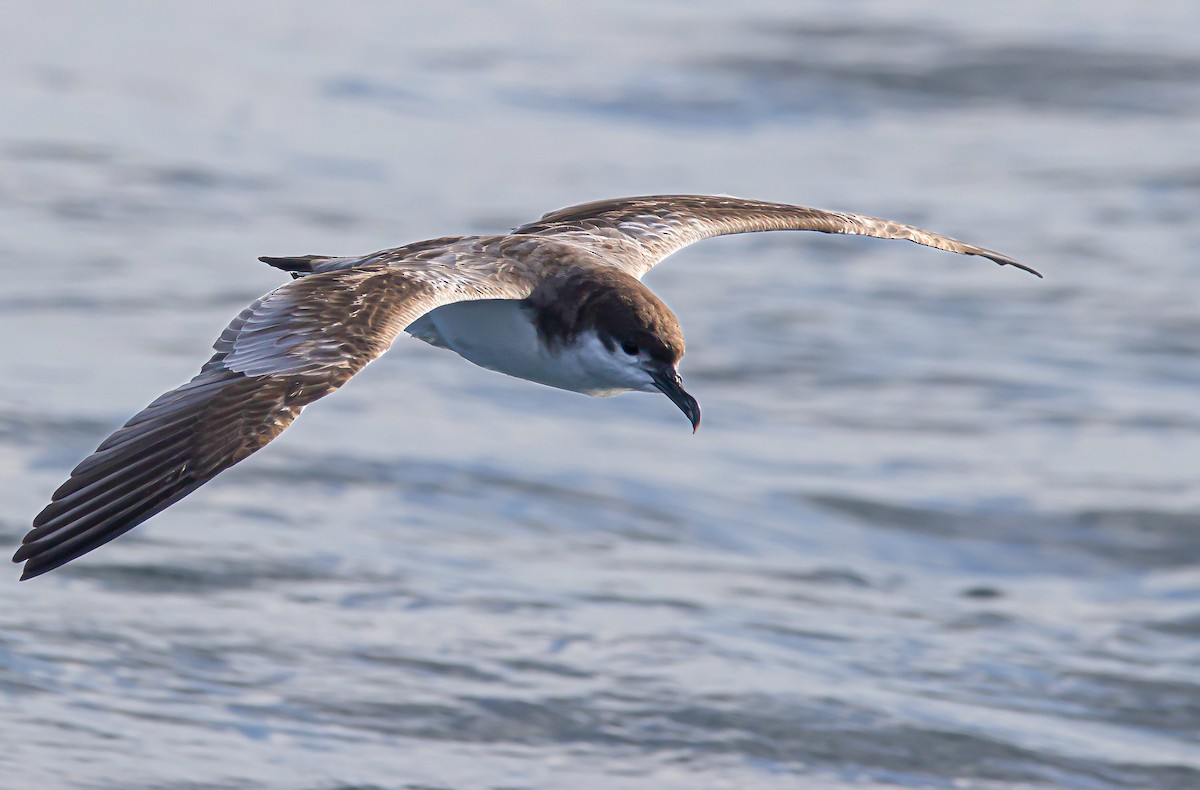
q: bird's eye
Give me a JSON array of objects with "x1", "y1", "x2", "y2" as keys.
[{"x1": 621, "y1": 341, "x2": 639, "y2": 356}]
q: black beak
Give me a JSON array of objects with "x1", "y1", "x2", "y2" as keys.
[{"x1": 651, "y1": 367, "x2": 701, "y2": 433}]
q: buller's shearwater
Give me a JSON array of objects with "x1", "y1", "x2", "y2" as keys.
[{"x1": 14, "y1": 195, "x2": 1038, "y2": 579}]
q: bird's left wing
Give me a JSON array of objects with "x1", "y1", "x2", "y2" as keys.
[
  {"x1": 15, "y1": 248, "x2": 534, "y2": 579},
  {"x1": 513, "y1": 194, "x2": 1039, "y2": 279}
]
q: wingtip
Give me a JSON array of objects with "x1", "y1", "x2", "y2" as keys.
[
  {"x1": 15, "y1": 551, "x2": 62, "y2": 581},
  {"x1": 13, "y1": 545, "x2": 39, "y2": 580},
  {"x1": 1009, "y1": 260, "x2": 1043, "y2": 279},
  {"x1": 975, "y1": 247, "x2": 1041, "y2": 279},
  {"x1": 15, "y1": 555, "x2": 36, "y2": 581}
]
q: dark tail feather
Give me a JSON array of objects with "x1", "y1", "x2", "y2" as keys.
[{"x1": 258, "y1": 255, "x2": 333, "y2": 279}]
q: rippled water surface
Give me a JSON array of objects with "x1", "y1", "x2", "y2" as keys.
[{"x1": 3, "y1": 2, "x2": 1200, "y2": 788}]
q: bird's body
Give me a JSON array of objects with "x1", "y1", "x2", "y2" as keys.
[
  {"x1": 14, "y1": 195, "x2": 1038, "y2": 579},
  {"x1": 409, "y1": 300, "x2": 638, "y2": 396}
]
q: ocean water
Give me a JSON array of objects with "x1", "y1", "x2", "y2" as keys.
[{"x1": 2, "y1": 2, "x2": 1199, "y2": 788}]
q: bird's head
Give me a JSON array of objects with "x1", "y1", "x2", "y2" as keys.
[
  {"x1": 594, "y1": 300, "x2": 699, "y2": 433},
  {"x1": 534, "y1": 268, "x2": 700, "y2": 431}
]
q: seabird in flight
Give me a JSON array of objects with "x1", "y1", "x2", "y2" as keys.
[{"x1": 14, "y1": 195, "x2": 1038, "y2": 579}]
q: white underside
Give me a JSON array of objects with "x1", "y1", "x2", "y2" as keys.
[{"x1": 405, "y1": 300, "x2": 642, "y2": 396}]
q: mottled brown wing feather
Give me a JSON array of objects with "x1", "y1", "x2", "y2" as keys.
[
  {"x1": 15, "y1": 259, "x2": 534, "y2": 579},
  {"x1": 513, "y1": 194, "x2": 1039, "y2": 278},
  {"x1": 14, "y1": 370, "x2": 342, "y2": 579}
]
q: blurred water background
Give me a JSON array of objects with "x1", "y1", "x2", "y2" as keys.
[{"x1": 2, "y1": 2, "x2": 1199, "y2": 788}]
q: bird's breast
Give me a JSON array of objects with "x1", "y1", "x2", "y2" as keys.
[{"x1": 405, "y1": 299, "x2": 625, "y2": 396}]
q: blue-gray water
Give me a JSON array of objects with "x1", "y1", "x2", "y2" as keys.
[{"x1": 2, "y1": 2, "x2": 1199, "y2": 788}]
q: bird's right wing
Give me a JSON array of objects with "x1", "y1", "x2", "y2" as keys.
[
  {"x1": 15, "y1": 242, "x2": 537, "y2": 579},
  {"x1": 513, "y1": 194, "x2": 1039, "y2": 279}
]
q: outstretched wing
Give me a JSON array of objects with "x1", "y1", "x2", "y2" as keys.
[
  {"x1": 15, "y1": 251, "x2": 534, "y2": 579},
  {"x1": 513, "y1": 194, "x2": 1039, "y2": 279}
]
